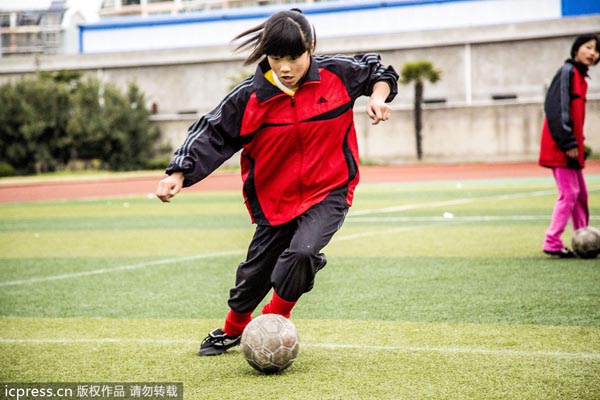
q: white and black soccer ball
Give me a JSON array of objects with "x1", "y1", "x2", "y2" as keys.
[
  {"x1": 241, "y1": 314, "x2": 300, "y2": 374},
  {"x1": 572, "y1": 226, "x2": 600, "y2": 259}
]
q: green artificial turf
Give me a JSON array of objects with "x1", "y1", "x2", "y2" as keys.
[{"x1": 1, "y1": 175, "x2": 599, "y2": 399}]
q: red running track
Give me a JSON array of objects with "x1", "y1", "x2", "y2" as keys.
[{"x1": 1, "y1": 161, "x2": 599, "y2": 203}]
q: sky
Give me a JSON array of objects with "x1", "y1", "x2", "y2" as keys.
[
  {"x1": 67, "y1": 0, "x2": 103, "y2": 22},
  {"x1": 0, "y1": 0, "x2": 104, "y2": 22}
]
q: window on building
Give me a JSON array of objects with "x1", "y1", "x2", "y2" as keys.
[
  {"x1": 17, "y1": 12, "x2": 41, "y2": 26},
  {"x1": 41, "y1": 12, "x2": 63, "y2": 26},
  {"x1": 16, "y1": 32, "x2": 42, "y2": 47},
  {"x1": 43, "y1": 31, "x2": 60, "y2": 46},
  {"x1": 0, "y1": 13, "x2": 11, "y2": 28},
  {"x1": 122, "y1": 0, "x2": 142, "y2": 5},
  {"x1": 0, "y1": 33, "x2": 11, "y2": 48}
]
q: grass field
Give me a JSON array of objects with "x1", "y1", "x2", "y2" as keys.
[{"x1": 1, "y1": 172, "x2": 599, "y2": 399}]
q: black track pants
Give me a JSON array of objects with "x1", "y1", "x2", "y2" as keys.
[{"x1": 228, "y1": 191, "x2": 349, "y2": 313}]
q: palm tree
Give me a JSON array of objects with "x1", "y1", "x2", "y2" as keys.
[{"x1": 400, "y1": 61, "x2": 441, "y2": 160}]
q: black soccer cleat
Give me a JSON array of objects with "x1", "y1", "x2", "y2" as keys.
[
  {"x1": 543, "y1": 248, "x2": 576, "y2": 259},
  {"x1": 198, "y1": 328, "x2": 241, "y2": 356}
]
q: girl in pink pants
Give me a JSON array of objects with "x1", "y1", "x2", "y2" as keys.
[
  {"x1": 543, "y1": 168, "x2": 589, "y2": 255},
  {"x1": 539, "y1": 34, "x2": 599, "y2": 258}
]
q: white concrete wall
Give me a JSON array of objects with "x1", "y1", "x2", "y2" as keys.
[
  {"x1": 358, "y1": 100, "x2": 600, "y2": 164},
  {"x1": 1, "y1": 14, "x2": 599, "y2": 164},
  {"x1": 152, "y1": 99, "x2": 600, "y2": 166}
]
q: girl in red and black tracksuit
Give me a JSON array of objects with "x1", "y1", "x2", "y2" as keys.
[
  {"x1": 156, "y1": 9, "x2": 398, "y2": 355},
  {"x1": 539, "y1": 34, "x2": 599, "y2": 258}
]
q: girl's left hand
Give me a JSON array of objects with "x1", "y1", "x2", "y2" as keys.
[
  {"x1": 566, "y1": 148, "x2": 578, "y2": 159},
  {"x1": 366, "y1": 99, "x2": 391, "y2": 125}
]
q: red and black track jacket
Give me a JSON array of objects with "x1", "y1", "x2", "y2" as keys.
[
  {"x1": 539, "y1": 59, "x2": 589, "y2": 169},
  {"x1": 166, "y1": 54, "x2": 398, "y2": 226}
]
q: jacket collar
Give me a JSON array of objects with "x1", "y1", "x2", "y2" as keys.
[
  {"x1": 567, "y1": 58, "x2": 589, "y2": 76},
  {"x1": 253, "y1": 56, "x2": 321, "y2": 103}
]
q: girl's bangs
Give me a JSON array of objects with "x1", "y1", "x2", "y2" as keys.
[{"x1": 263, "y1": 23, "x2": 309, "y2": 57}]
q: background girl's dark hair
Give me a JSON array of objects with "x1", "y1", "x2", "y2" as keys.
[
  {"x1": 570, "y1": 33, "x2": 600, "y2": 65},
  {"x1": 233, "y1": 9, "x2": 316, "y2": 65}
]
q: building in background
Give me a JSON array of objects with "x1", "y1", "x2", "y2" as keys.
[
  {"x1": 1, "y1": 0, "x2": 599, "y2": 163},
  {"x1": 3, "y1": 0, "x2": 598, "y2": 57},
  {"x1": 0, "y1": 0, "x2": 85, "y2": 57},
  {"x1": 98, "y1": 0, "x2": 327, "y2": 17},
  {"x1": 0, "y1": 0, "x2": 338, "y2": 57},
  {"x1": 81, "y1": 0, "x2": 600, "y2": 54}
]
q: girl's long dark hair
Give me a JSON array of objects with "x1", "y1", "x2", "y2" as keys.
[{"x1": 233, "y1": 9, "x2": 316, "y2": 65}]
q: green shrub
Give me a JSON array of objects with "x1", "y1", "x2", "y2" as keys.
[
  {"x1": 142, "y1": 157, "x2": 172, "y2": 171},
  {"x1": 0, "y1": 161, "x2": 16, "y2": 177},
  {"x1": 0, "y1": 71, "x2": 165, "y2": 175}
]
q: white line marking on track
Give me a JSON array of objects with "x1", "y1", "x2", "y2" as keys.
[
  {"x1": 0, "y1": 338, "x2": 200, "y2": 345},
  {"x1": 350, "y1": 187, "x2": 600, "y2": 217},
  {"x1": 4, "y1": 188, "x2": 598, "y2": 287},
  {"x1": 0, "y1": 250, "x2": 245, "y2": 287},
  {"x1": 348, "y1": 215, "x2": 600, "y2": 223},
  {"x1": 1, "y1": 338, "x2": 597, "y2": 359},
  {"x1": 306, "y1": 343, "x2": 600, "y2": 359},
  {"x1": 350, "y1": 190, "x2": 557, "y2": 216},
  {"x1": 333, "y1": 226, "x2": 427, "y2": 241}
]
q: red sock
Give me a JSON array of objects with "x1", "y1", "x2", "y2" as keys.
[
  {"x1": 261, "y1": 291, "x2": 297, "y2": 318},
  {"x1": 222, "y1": 309, "x2": 252, "y2": 337}
]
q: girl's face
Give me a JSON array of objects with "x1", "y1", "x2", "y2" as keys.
[
  {"x1": 575, "y1": 39, "x2": 600, "y2": 66},
  {"x1": 267, "y1": 51, "x2": 312, "y2": 90}
]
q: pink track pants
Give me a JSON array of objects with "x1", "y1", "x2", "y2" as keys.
[{"x1": 543, "y1": 167, "x2": 589, "y2": 251}]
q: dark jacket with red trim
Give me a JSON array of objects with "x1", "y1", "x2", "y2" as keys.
[
  {"x1": 166, "y1": 54, "x2": 398, "y2": 225},
  {"x1": 539, "y1": 59, "x2": 589, "y2": 169}
]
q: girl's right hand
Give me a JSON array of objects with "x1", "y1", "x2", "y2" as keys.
[{"x1": 566, "y1": 148, "x2": 578, "y2": 159}]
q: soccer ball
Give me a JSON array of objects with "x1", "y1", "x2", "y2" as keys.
[
  {"x1": 571, "y1": 226, "x2": 600, "y2": 259},
  {"x1": 241, "y1": 314, "x2": 300, "y2": 374}
]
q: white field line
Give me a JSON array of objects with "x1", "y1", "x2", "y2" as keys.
[
  {"x1": 333, "y1": 226, "x2": 431, "y2": 241},
  {"x1": 0, "y1": 250, "x2": 245, "y2": 287},
  {"x1": 347, "y1": 215, "x2": 600, "y2": 223},
  {"x1": 349, "y1": 190, "x2": 556, "y2": 216},
  {"x1": 350, "y1": 187, "x2": 600, "y2": 217},
  {"x1": 0, "y1": 226, "x2": 426, "y2": 286},
  {"x1": 0, "y1": 338, "x2": 598, "y2": 360},
  {"x1": 1, "y1": 188, "x2": 595, "y2": 287},
  {"x1": 306, "y1": 343, "x2": 600, "y2": 360},
  {"x1": 333, "y1": 188, "x2": 568, "y2": 240},
  {"x1": 0, "y1": 338, "x2": 199, "y2": 344}
]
